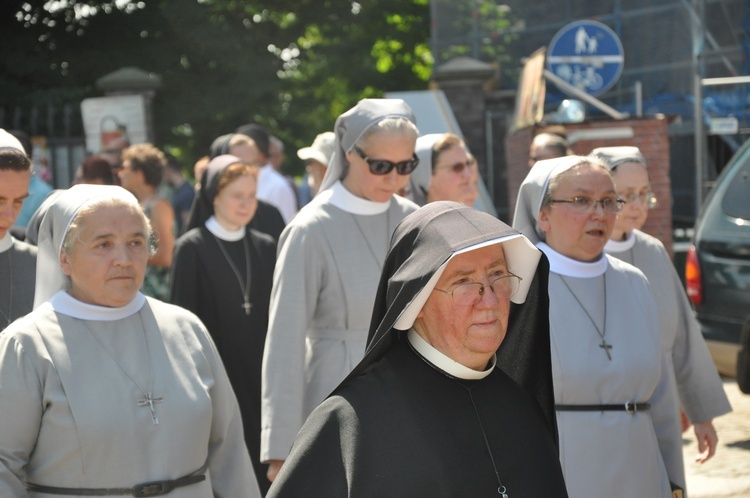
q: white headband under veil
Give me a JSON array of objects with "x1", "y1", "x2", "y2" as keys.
[
  {"x1": 512, "y1": 155, "x2": 588, "y2": 244},
  {"x1": 33, "y1": 185, "x2": 141, "y2": 308},
  {"x1": 406, "y1": 133, "x2": 443, "y2": 206},
  {"x1": 318, "y1": 98, "x2": 417, "y2": 193}
]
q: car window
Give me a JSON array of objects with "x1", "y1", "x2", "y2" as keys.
[{"x1": 721, "y1": 156, "x2": 750, "y2": 220}]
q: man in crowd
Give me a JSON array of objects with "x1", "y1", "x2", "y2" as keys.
[
  {"x1": 237, "y1": 124, "x2": 298, "y2": 224},
  {"x1": 528, "y1": 132, "x2": 569, "y2": 168}
]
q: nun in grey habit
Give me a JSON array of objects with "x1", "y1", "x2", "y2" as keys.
[
  {"x1": 512, "y1": 156, "x2": 684, "y2": 497},
  {"x1": 0, "y1": 184, "x2": 258, "y2": 497},
  {"x1": 260, "y1": 99, "x2": 420, "y2": 480}
]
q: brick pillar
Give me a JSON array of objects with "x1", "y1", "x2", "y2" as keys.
[{"x1": 431, "y1": 57, "x2": 497, "y2": 206}]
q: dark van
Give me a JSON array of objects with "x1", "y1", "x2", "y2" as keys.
[{"x1": 686, "y1": 139, "x2": 750, "y2": 393}]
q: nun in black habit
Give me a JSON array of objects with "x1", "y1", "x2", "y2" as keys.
[
  {"x1": 171, "y1": 154, "x2": 277, "y2": 495},
  {"x1": 267, "y1": 201, "x2": 568, "y2": 497}
]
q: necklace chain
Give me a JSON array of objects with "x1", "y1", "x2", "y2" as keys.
[
  {"x1": 213, "y1": 235, "x2": 252, "y2": 315},
  {"x1": 559, "y1": 274, "x2": 612, "y2": 360},
  {"x1": 349, "y1": 210, "x2": 390, "y2": 273},
  {"x1": 456, "y1": 382, "x2": 509, "y2": 497},
  {"x1": 81, "y1": 313, "x2": 163, "y2": 424}
]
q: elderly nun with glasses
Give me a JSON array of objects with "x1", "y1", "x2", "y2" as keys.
[
  {"x1": 512, "y1": 156, "x2": 685, "y2": 497},
  {"x1": 267, "y1": 201, "x2": 568, "y2": 497},
  {"x1": 594, "y1": 146, "x2": 731, "y2": 465},
  {"x1": 261, "y1": 99, "x2": 420, "y2": 483}
]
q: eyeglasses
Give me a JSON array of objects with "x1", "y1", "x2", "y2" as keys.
[
  {"x1": 437, "y1": 157, "x2": 477, "y2": 175},
  {"x1": 618, "y1": 191, "x2": 657, "y2": 209},
  {"x1": 548, "y1": 196, "x2": 623, "y2": 214},
  {"x1": 353, "y1": 145, "x2": 420, "y2": 175},
  {"x1": 433, "y1": 273, "x2": 521, "y2": 306}
]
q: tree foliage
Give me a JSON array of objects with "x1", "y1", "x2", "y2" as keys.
[{"x1": 0, "y1": 0, "x2": 431, "y2": 174}]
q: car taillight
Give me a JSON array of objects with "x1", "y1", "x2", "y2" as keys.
[{"x1": 685, "y1": 245, "x2": 703, "y2": 305}]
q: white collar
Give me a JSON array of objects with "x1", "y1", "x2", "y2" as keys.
[
  {"x1": 0, "y1": 232, "x2": 12, "y2": 253},
  {"x1": 604, "y1": 230, "x2": 636, "y2": 253},
  {"x1": 537, "y1": 242, "x2": 608, "y2": 278},
  {"x1": 205, "y1": 215, "x2": 245, "y2": 241},
  {"x1": 324, "y1": 180, "x2": 392, "y2": 215},
  {"x1": 46, "y1": 290, "x2": 146, "y2": 321},
  {"x1": 407, "y1": 329, "x2": 496, "y2": 380}
]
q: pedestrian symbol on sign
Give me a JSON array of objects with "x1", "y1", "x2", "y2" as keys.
[{"x1": 575, "y1": 27, "x2": 599, "y2": 54}]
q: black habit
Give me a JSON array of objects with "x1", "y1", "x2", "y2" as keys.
[
  {"x1": 170, "y1": 225, "x2": 275, "y2": 494},
  {"x1": 268, "y1": 202, "x2": 567, "y2": 498},
  {"x1": 172, "y1": 153, "x2": 278, "y2": 494}
]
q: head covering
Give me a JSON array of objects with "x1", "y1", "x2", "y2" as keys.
[
  {"x1": 590, "y1": 146, "x2": 646, "y2": 171},
  {"x1": 319, "y1": 98, "x2": 417, "y2": 192},
  {"x1": 0, "y1": 128, "x2": 25, "y2": 153},
  {"x1": 236, "y1": 124, "x2": 271, "y2": 158},
  {"x1": 512, "y1": 155, "x2": 588, "y2": 244},
  {"x1": 25, "y1": 189, "x2": 64, "y2": 246},
  {"x1": 339, "y1": 201, "x2": 558, "y2": 436},
  {"x1": 34, "y1": 185, "x2": 140, "y2": 307},
  {"x1": 184, "y1": 154, "x2": 245, "y2": 232},
  {"x1": 407, "y1": 133, "x2": 443, "y2": 206},
  {"x1": 297, "y1": 131, "x2": 336, "y2": 166},
  {"x1": 209, "y1": 134, "x2": 237, "y2": 159}
]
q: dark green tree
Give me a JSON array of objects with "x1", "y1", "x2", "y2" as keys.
[{"x1": 0, "y1": 0, "x2": 431, "y2": 175}]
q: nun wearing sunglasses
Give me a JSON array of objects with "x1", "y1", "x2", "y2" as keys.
[
  {"x1": 260, "y1": 99, "x2": 420, "y2": 484},
  {"x1": 407, "y1": 133, "x2": 479, "y2": 207}
]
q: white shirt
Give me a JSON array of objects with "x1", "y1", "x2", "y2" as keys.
[{"x1": 257, "y1": 163, "x2": 298, "y2": 224}]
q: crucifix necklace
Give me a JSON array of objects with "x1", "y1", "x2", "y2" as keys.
[
  {"x1": 82, "y1": 314, "x2": 163, "y2": 424},
  {"x1": 559, "y1": 274, "x2": 612, "y2": 360},
  {"x1": 213, "y1": 235, "x2": 252, "y2": 316}
]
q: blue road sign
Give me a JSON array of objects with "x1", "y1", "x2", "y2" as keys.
[{"x1": 547, "y1": 20, "x2": 624, "y2": 96}]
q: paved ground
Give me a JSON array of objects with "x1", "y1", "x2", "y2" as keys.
[{"x1": 683, "y1": 378, "x2": 750, "y2": 497}]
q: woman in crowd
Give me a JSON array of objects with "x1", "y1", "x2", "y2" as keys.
[
  {"x1": 594, "y1": 146, "x2": 731, "y2": 462},
  {"x1": 408, "y1": 133, "x2": 479, "y2": 206},
  {"x1": 118, "y1": 143, "x2": 175, "y2": 301},
  {"x1": 268, "y1": 202, "x2": 567, "y2": 497},
  {"x1": 513, "y1": 156, "x2": 684, "y2": 497},
  {"x1": 261, "y1": 98, "x2": 420, "y2": 482},
  {"x1": 171, "y1": 154, "x2": 276, "y2": 494},
  {"x1": 0, "y1": 184, "x2": 259, "y2": 497}
]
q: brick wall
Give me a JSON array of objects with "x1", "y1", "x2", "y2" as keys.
[{"x1": 505, "y1": 116, "x2": 674, "y2": 254}]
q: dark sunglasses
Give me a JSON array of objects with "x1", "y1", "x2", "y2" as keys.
[{"x1": 353, "y1": 145, "x2": 420, "y2": 175}]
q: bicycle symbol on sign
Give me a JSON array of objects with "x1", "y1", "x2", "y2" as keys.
[{"x1": 554, "y1": 64, "x2": 604, "y2": 92}]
